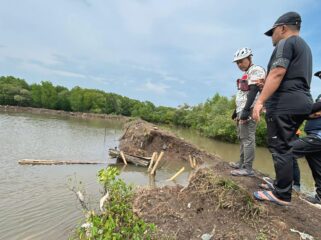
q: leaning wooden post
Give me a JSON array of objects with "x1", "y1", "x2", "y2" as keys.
[
  {"x1": 150, "y1": 151, "x2": 164, "y2": 175},
  {"x1": 167, "y1": 167, "x2": 185, "y2": 181},
  {"x1": 120, "y1": 151, "x2": 128, "y2": 165},
  {"x1": 147, "y1": 152, "x2": 157, "y2": 172},
  {"x1": 189, "y1": 155, "x2": 194, "y2": 168},
  {"x1": 192, "y1": 157, "x2": 197, "y2": 168}
]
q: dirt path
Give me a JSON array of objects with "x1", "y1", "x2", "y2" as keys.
[{"x1": 120, "y1": 120, "x2": 321, "y2": 240}]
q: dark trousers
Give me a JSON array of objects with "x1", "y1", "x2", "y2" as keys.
[
  {"x1": 292, "y1": 135, "x2": 321, "y2": 198},
  {"x1": 266, "y1": 114, "x2": 307, "y2": 201},
  {"x1": 293, "y1": 158, "x2": 301, "y2": 186}
]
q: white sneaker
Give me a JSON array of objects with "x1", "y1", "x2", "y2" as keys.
[{"x1": 231, "y1": 169, "x2": 254, "y2": 177}]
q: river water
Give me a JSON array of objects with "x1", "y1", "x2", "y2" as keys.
[{"x1": 0, "y1": 112, "x2": 315, "y2": 240}]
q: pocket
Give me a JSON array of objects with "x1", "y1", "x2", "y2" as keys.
[{"x1": 266, "y1": 116, "x2": 279, "y2": 151}]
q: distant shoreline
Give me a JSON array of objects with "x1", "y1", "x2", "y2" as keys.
[{"x1": 0, "y1": 105, "x2": 130, "y2": 122}]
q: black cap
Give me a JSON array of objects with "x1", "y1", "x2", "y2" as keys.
[
  {"x1": 314, "y1": 71, "x2": 321, "y2": 79},
  {"x1": 264, "y1": 12, "x2": 301, "y2": 36}
]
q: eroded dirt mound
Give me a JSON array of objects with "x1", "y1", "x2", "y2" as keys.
[
  {"x1": 119, "y1": 120, "x2": 220, "y2": 165},
  {"x1": 134, "y1": 168, "x2": 280, "y2": 239},
  {"x1": 133, "y1": 165, "x2": 321, "y2": 240},
  {"x1": 121, "y1": 120, "x2": 321, "y2": 239}
]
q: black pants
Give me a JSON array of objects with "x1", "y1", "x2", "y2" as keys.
[
  {"x1": 292, "y1": 135, "x2": 321, "y2": 198},
  {"x1": 266, "y1": 114, "x2": 307, "y2": 201},
  {"x1": 293, "y1": 158, "x2": 301, "y2": 186}
]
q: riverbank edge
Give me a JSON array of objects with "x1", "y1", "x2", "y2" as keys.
[{"x1": 0, "y1": 105, "x2": 131, "y2": 122}]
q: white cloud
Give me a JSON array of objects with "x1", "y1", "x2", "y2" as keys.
[
  {"x1": 1, "y1": 0, "x2": 320, "y2": 106},
  {"x1": 138, "y1": 81, "x2": 170, "y2": 95}
]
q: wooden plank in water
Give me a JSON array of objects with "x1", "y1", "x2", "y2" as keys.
[
  {"x1": 18, "y1": 159, "x2": 105, "y2": 165},
  {"x1": 108, "y1": 149, "x2": 150, "y2": 167}
]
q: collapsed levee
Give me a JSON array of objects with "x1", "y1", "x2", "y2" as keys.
[{"x1": 119, "y1": 119, "x2": 220, "y2": 167}]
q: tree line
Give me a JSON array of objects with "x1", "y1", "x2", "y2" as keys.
[{"x1": 0, "y1": 76, "x2": 267, "y2": 145}]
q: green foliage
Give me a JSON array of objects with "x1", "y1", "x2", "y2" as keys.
[
  {"x1": 75, "y1": 167, "x2": 155, "y2": 240},
  {"x1": 0, "y1": 76, "x2": 31, "y2": 106}
]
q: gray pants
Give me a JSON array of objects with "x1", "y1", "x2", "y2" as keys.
[{"x1": 237, "y1": 113, "x2": 257, "y2": 170}]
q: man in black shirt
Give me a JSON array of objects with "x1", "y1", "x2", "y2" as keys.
[{"x1": 252, "y1": 12, "x2": 314, "y2": 205}]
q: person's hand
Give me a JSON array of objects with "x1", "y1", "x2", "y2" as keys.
[
  {"x1": 309, "y1": 111, "x2": 321, "y2": 119},
  {"x1": 257, "y1": 79, "x2": 265, "y2": 90},
  {"x1": 252, "y1": 100, "x2": 264, "y2": 122},
  {"x1": 239, "y1": 118, "x2": 250, "y2": 124},
  {"x1": 240, "y1": 109, "x2": 250, "y2": 120},
  {"x1": 253, "y1": 79, "x2": 265, "y2": 90}
]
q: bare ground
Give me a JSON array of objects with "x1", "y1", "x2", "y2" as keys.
[{"x1": 120, "y1": 120, "x2": 321, "y2": 240}]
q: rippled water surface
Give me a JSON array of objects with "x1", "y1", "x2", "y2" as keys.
[
  {"x1": 0, "y1": 113, "x2": 190, "y2": 240},
  {"x1": 0, "y1": 113, "x2": 315, "y2": 240}
]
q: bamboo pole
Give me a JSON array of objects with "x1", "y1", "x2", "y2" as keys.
[
  {"x1": 150, "y1": 151, "x2": 164, "y2": 175},
  {"x1": 18, "y1": 159, "x2": 105, "y2": 165},
  {"x1": 189, "y1": 155, "x2": 194, "y2": 168},
  {"x1": 166, "y1": 167, "x2": 185, "y2": 181},
  {"x1": 147, "y1": 152, "x2": 157, "y2": 172},
  {"x1": 120, "y1": 151, "x2": 128, "y2": 165},
  {"x1": 192, "y1": 157, "x2": 197, "y2": 168}
]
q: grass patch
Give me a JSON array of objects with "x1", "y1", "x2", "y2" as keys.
[{"x1": 187, "y1": 168, "x2": 267, "y2": 220}]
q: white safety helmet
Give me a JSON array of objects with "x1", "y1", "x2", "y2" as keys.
[{"x1": 233, "y1": 47, "x2": 253, "y2": 62}]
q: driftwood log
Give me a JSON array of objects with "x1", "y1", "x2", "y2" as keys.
[
  {"x1": 109, "y1": 149, "x2": 150, "y2": 167},
  {"x1": 18, "y1": 159, "x2": 105, "y2": 165}
]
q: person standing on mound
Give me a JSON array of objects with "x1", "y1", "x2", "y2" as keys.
[
  {"x1": 252, "y1": 12, "x2": 313, "y2": 206},
  {"x1": 229, "y1": 47, "x2": 265, "y2": 177}
]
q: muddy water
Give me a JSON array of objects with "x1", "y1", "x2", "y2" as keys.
[
  {"x1": 0, "y1": 113, "x2": 315, "y2": 240},
  {"x1": 0, "y1": 113, "x2": 189, "y2": 240}
]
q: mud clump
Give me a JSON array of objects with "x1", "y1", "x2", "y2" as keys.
[{"x1": 119, "y1": 120, "x2": 220, "y2": 166}]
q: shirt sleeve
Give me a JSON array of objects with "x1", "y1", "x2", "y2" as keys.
[
  {"x1": 270, "y1": 38, "x2": 294, "y2": 70},
  {"x1": 247, "y1": 66, "x2": 266, "y2": 85}
]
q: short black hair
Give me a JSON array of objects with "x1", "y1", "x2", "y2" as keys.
[{"x1": 286, "y1": 24, "x2": 301, "y2": 32}]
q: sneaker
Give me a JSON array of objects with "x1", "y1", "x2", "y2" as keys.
[
  {"x1": 231, "y1": 169, "x2": 254, "y2": 177},
  {"x1": 292, "y1": 185, "x2": 301, "y2": 193},
  {"x1": 303, "y1": 194, "x2": 321, "y2": 205},
  {"x1": 229, "y1": 162, "x2": 243, "y2": 169}
]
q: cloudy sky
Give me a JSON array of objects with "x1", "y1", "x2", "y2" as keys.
[{"x1": 1, "y1": 0, "x2": 320, "y2": 107}]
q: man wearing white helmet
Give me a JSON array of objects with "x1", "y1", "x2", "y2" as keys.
[{"x1": 229, "y1": 47, "x2": 266, "y2": 176}]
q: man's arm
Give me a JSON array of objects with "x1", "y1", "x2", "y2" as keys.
[
  {"x1": 252, "y1": 67, "x2": 287, "y2": 121},
  {"x1": 240, "y1": 84, "x2": 260, "y2": 120},
  {"x1": 308, "y1": 102, "x2": 321, "y2": 119}
]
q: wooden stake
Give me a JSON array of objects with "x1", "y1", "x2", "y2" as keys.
[
  {"x1": 147, "y1": 152, "x2": 157, "y2": 172},
  {"x1": 192, "y1": 157, "x2": 197, "y2": 168},
  {"x1": 150, "y1": 151, "x2": 164, "y2": 175},
  {"x1": 120, "y1": 151, "x2": 128, "y2": 165},
  {"x1": 167, "y1": 167, "x2": 185, "y2": 181},
  {"x1": 189, "y1": 155, "x2": 194, "y2": 168}
]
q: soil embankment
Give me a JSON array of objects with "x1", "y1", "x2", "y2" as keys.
[{"x1": 120, "y1": 120, "x2": 321, "y2": 240}]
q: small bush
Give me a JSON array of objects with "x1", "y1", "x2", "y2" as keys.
[{"x1": 74, "y1": 167, "x2": 155, "y2": 240}]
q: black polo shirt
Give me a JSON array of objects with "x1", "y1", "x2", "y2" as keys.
[{"x1": 265, "y1": 35, "x2": 313, "y2": 114}]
